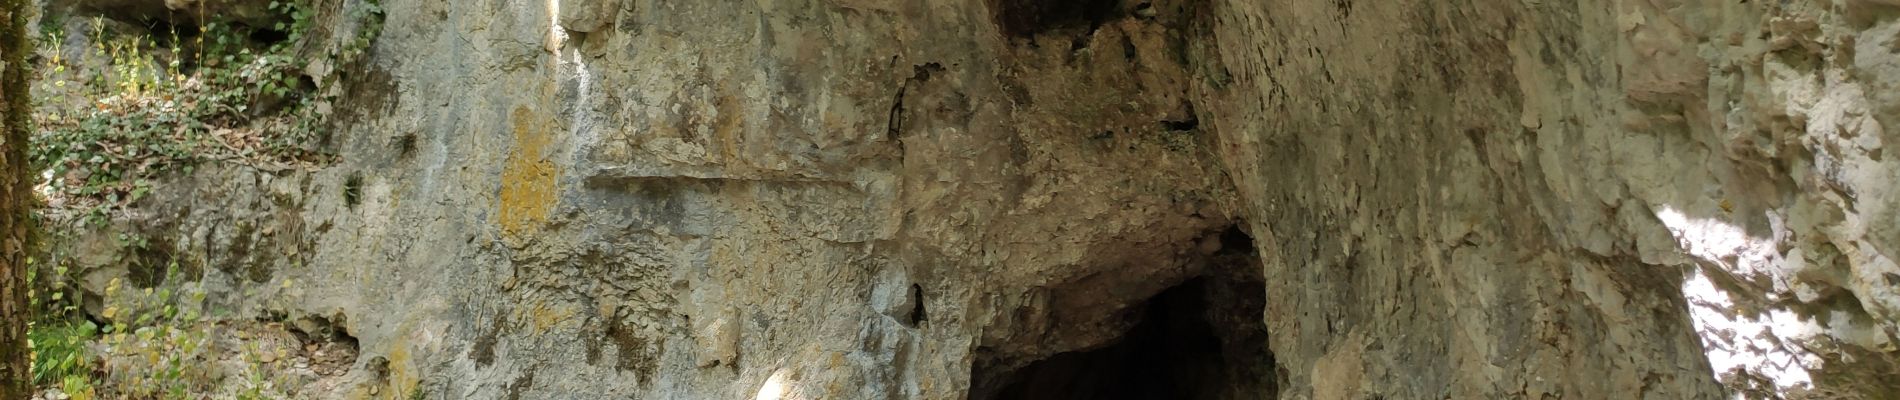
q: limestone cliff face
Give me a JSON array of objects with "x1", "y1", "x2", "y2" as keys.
[{"x1": 42, "y1": 0, "x2": 1900, "y2": 398}]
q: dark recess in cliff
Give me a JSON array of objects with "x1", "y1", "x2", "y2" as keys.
[
  {"x1": 990, "y1": 0, "x2": 1120, "y2": 38},
  {"x1": 978, "y1": 224, "x2": 1277, "y2": 400},
  {"x1": 996, "y1": 278, "x2": 1270, "y2": 400}
]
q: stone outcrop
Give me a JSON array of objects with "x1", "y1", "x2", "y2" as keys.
[{"x1": 34, "y1": 0, "x2": 1900, "y2": 398}]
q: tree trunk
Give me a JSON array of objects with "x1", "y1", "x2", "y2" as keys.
[{"x1": 0, "y1": 0, "x2": 32, "y2": 396}]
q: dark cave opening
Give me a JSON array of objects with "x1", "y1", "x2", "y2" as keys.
[
  {"x1": 993, "y1": 278, "x2": 1230, "y2": 399},
  {"x1": 972, "y1": 223, "x2": 1278, "y2": 399},
  {"x1": 991, "y1": 0, "x2": 1121, "y2": 39},
  {"x1": 990, "y1": 227, "x2": 1278, "y2": 399}
]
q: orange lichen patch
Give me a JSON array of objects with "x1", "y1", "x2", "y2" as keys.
[
  {"x1": 516, "y1": 299, "x2": 577, "y2": 335},
  {"x1": 712, "y1": 83, "x2": 745, "y2": 164},
  {"x1": 498, "y1": 106, "x2": 560, "y2": 240}
]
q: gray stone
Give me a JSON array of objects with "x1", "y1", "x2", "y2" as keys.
[{"x1": 35, "y1": 0, "x2": 1900, "y2": 398}]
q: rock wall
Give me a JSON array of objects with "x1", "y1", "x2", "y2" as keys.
[{"x1": 38, "y1": 0, "x2": 1900, "y2": 398}]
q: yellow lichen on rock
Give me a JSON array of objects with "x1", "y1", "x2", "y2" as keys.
[
  {"x1": 498, "y1": 106, "x2": 559, "y2": 240},
  {"x1": 382, "y1": 344, "x2": 420, "y2": 400},
  {"x1": 522, "y1": 299, "x2": 576, "y2": 335}
]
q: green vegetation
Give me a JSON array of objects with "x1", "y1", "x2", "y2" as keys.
[
  {"x1": 92, "y1": 267, "x2": 217, "y2": 400},
  {"x1": 31, "y1": 0, "x2": 384, "y2": 224},
  {"x1": 23, "y1": 253, "x2": 91, "y2": 396},
  {"x1": 28, "y1": 321, "x2": 95, "y2": 395},
  {"x1": 33, "y1": 15, "x2": 315, "y2": 223},
  {"x1": 29, "y1": 238, "x2": 299, "y2": 399},
  {"x1": 24, "y1": 0, "x2": 388, "y2": 397}
]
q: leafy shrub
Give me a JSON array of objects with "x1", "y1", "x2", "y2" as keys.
[
  {"x1": 32, "y1": 1, "x2": 346, "y2": 223},
  {"x1": 28, "y1": 320, "x2": 97, "y2": 387}
]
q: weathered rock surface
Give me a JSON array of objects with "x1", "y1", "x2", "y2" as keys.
[{"x1": 35, "y1": 0, "x2": 1900, "y2": 398}]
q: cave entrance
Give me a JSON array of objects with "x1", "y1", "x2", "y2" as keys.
[
  {"x1": 989, "y1": 0, "x2": 1120, "y2": 39},
  {"x1": 986, "y1": 226, "x2": 1277, "y2": 400}
]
